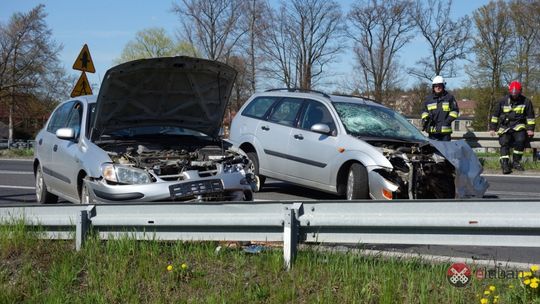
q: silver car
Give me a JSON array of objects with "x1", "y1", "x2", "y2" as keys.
[
  {"x1": 34, "y1": 57, "x2": 256, "y2": 204},
  {"x1": 229, "y1": 90, "x2": 488, "y2": 200}
]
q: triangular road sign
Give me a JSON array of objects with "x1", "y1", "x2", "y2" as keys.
[
  {"x1": 70, "y1": 72, "x2": 93, "y2": 97},
  {"x1": 72, "y1": 44, "x2": 96, "y2": 73}
]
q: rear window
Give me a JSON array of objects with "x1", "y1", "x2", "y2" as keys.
[{"x1": 242, "y1": 97, "x2": 278, "y2": 119}]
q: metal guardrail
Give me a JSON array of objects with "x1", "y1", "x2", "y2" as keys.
[
  {"x1": 2, "y1": 200, "x2": 540, "y2": 268},
  {"x1": 0, "y1": 139, "x2": 35, "y2": 150}
]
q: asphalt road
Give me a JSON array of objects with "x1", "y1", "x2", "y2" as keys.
[{"x1": 1, "y1": 158, "x2": 540, "y2": 264}]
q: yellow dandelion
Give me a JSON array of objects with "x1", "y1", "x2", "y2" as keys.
[
  {"x1": 532, "y1": 278, "x2": 540, "y2": 283},
  {"x1": 519, "y1": 272, "x2": 524, "y2": 278},
  {"x1": 493, "y1": 298, "x2": 498, "y2": 304},
  {"x1": 484, "y1": 290, "x2": 490, "y2": 295},
  {"x1": 166, "y1": 265, "x2": 173, "y2": 272},
  {"x1": 181, "y1": 263, "x2": 188, "y2": 270},
  {"x1": 480, "y1": 298, "x2": 488, "y2": 304},
  {"x1": 525, "y1": 271, "x2": 532, "y2": 277},
  {"x1": 531, "y1": 282, "x2": 539, "y2": 289},
  {"x1": 508, "y1": 284, "x2": 514, "y2": 289},
  {"x1": 489, "y1": 285, "x2": 496, "y2": 292},
  {"x1": 524, "y1": 279, "x2": 531, "y2": 285},
  {"x1": 531, "y1": 265, "x2": 539, "y2": 272}
]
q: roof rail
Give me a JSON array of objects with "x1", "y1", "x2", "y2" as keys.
[
  {"x1": 331, "y1": 93, "x2": 380, "y2": 104},
  {"x1": 265, "y1": 88, "x2": 330, "y2": 99}
]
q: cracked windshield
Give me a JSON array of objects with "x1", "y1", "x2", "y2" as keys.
[{"x1": 334, "y1": 102, "x2": 425, "y2": 141}]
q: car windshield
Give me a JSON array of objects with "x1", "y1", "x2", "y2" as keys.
[
  {"x1": 333, "y1": 102, "x2": 426, "y2": 141},
  {"x1": 102, "y1": 126, "x2": 212, "y2": 139}
]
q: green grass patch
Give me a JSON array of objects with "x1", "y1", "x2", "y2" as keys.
[
  {"x1": 479, "y1": 157, "x2": 540, "y2": 171},
  {"x1": 1, "y1": 227, "x2": 540, "y2": 303},
  {"x1": 0, "y1": 148, "x2": 34, "y2": 158}
]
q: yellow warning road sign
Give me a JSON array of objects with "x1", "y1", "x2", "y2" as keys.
[
  {"x1": 70, "y1": 72, "x2": 92, "y2": 97},
  {"x1": 72, "y1": 44, "x2": 95, "y2": 73}
]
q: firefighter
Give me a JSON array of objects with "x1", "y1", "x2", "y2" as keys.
[
  {"x1": 489, "y1": 81, "x2": 536, "y2": 174},
  {"x1": 421, "y1": 76, "x2": 459, "y2": 141}
]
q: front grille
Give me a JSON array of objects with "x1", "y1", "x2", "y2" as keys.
[{"x1": 169, "y1": 179, "x2": 224, "y2": 200}]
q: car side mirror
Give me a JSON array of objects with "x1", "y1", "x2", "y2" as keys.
[
  {"x1": 311, "y1": 123, "x2": 331, "y2": 135},
  {"x1": 56, "y1": 128, "x2": 75, "y2": 140}
]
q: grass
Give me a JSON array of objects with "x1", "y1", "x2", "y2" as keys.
[
  {"x1": 1, "y1": 224, "x2": 540, "y2": 303},
  {"x1": 0, "y1": 148, "x2": 34, "y2": 158}
]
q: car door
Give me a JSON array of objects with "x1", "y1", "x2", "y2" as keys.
[
  {"x1": 287, "y1": 100, "x2": 339, "y2": 185},
  {"x1": 37, "y1": 101, "x2": 75, "y2": 193},
  {"x1": 51, "y1": 101, "x2": 84, "y2": 200},
  {"x1": 256, "y1": 97, "x2": 303, "y2": 177}
]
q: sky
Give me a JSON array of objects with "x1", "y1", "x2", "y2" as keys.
[{"x1": 1, "y1": 0, "x2": 490, "y2": 96}]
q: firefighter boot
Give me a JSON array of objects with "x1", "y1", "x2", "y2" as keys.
[
  {"x1": 512, "y1": 155, "x2": 525, "y2": 171},
  {"x1": 500, "y1": 158, "x2": 512, "y2": 174}
]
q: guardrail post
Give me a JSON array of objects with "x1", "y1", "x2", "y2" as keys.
[
  {"x1": 283, "y1": 202, "x2": 302, "y2": 270},
  {"x1": 76, "y1": 205, "x2": 95, "y2": 251}
]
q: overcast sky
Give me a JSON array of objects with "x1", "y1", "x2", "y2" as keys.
[{"x1": 1, "y1": 0, "x2": 490, "y2": 94}]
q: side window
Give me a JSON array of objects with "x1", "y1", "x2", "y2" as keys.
[
  {"x1": 46, "y1": 101, "x2": 75, "y2": 134},
  {"x1": 300, "y1": 101, "x2": 336, "y2": 135},
  {"x1": 66, "y1": 103, "x2": 83, "y2": 139},
  {"x1": 86, "y1": 103, "x2": 96, "y2": 139},
  {"x1": 242, "y1": 97, "x2": 278, "y2": 119},
  {"x1": 268, "y1": 98, "x2": 303, "y2": 127}
]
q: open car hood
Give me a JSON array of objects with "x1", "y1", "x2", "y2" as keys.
[{"x1": 91, "y1": 56, "x2": 237, "y2": 139}]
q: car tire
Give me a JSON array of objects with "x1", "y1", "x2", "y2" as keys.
[
  {"x1": 247, "y1": 151, "x2": 265, "y2": 191},
  {"x1": 80, "y1": 177, "x2": 94, "y2": 204},
  {"x1": 35, "y1": 166, "x2": 58, "y2": 204},
  {"x1": 346, "y1": 163, "x2": 369, "y2": 200}
]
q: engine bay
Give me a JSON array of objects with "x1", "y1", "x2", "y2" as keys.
[
  {"x1": 368, "y1": 140, "x2": 456, "y2": 199},
  {"x1": 98, "y1": 140, "x2": 249, "y2": 182}
]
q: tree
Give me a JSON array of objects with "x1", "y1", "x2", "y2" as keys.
[
  {"x1": 115, "y1": 27, "x2": 197, "y2": 64},
  {"x1": 171, "y1": 0, "x2": 245, "y2": 61},
  {"x1": 409, "y1": 0, "x2": 472, "y2": 81},
  {"x1": 0, "y1": 4, "x2": 65, "y2": 144},
  {"x1": 470, "y1": 0, "x2": 513, "y2": 130},
  {"x1": 347, "y1": 0, "x2": 415, "y2": 105},
  {"x1": 261, "y1": 0, "x2": 344, "y2": 90}
]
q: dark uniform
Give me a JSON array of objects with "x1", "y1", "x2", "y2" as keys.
[
  {"x1": 489, "y1": 94, "x2": 536, "y2": 172},
  {"x1": 421, "y1": 91, "x2": 459, "y2": 141}
]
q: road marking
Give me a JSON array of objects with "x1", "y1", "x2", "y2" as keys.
[
  {"x1": 487, "y1": 191, "x2": 540, "y2": 197},
  {"x1": 0, "y1": 170, "x2": 33, "y2": 175},
  {"x1": 482, "y1": 173, "x2": 540, "y2": 179},
  {"x1": 0, "y1": 185, "x2": 35, "y2": 190}
]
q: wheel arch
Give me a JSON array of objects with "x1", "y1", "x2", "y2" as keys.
[{"x1": 336, "y1": 160, "x2": 365, "y2": 196}]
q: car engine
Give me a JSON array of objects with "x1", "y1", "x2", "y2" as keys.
[
  {"x1": 370, "y1": 140, "x2": 456, "y2": 199},
  {"x1": 99, "y1": 141, "x2": 250, "y2": 182}
]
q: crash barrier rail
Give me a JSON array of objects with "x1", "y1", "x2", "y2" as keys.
[
  {"x1": 0, "y1": 139, "x2": 35, "y2": 150},
  {"x1": 452, "y1": 131, "x2": 540, "y2": 161},
  {"x1": 2, "y1": 200, "x2": 540, "y2": 269}
]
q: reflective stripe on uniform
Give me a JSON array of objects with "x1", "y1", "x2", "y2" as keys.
[
  {"x1": 491, "y1": 116, "x2": 499, "y2": 123},
  {"x1": 513, "y1": 105, "x2": 525, "y2": 114},
  {"x1": 449, "y1": 111, "x2": 458, "y2": 118},
  {"x1": 528, "y1": 118, "x2": 536, "y2": 125},
  {"x1": 514, "y1": 124, "x2": 526, "y2": 131},
  {"x1": 421, "y1": 112, "x2": 429, "y2": 119},
  {"x1": 427, "y1": 103, "x2": 437, "y2": 110},
  {"x1": 513, "y1": 150, "x2": 524, "y2": 155},
  {"x1": 500, "y1": 155, "x2": 510, "y2": 159},
  {"x1": 441, "y1": 126, "x2": 452, "y2": 133},
  {"x1": 503, "y1": 106, "x2": 512, "y2": 113},
  {"x1": 442, "y1": 102, "x2": 450, "y2": 111}
]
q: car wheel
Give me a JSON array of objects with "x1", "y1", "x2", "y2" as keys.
[
  {"x1": 80, "y1": 177, "x2": 94, "y2": 204},
  {"x1": 346, "y1": 163, "x2": 369, "y2": 200},
  {"x1": 247, "y1": 152, "x2": 265, "y2": 191},
  {"x1": 35, "y1": 166, "x2": 58, "y2": 204}
]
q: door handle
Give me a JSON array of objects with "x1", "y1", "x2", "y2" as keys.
[
  {"x1": 261, "y1": 125, "x2": 270, "y2": 131},
  {"x1": 53, "y1": 144, "x2": 58, "y2": 152},
  {"x1": 294, "y1": 134, "x2": 304, "y2": 140}
]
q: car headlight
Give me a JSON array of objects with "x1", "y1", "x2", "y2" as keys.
[
  {"x1": 223, "y1": 163, "x2": 245, "y2": 174},
  {"x1": 101, "y1": 163, "x2": 152, "y2": 184}
]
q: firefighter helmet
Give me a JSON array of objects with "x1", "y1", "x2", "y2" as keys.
[
  {"x1": 509, "y1": 81, "x2": 522, "y2": 96},
  {"x1": 432, "y1": 75, "x2": 445, "y2": 85}
]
